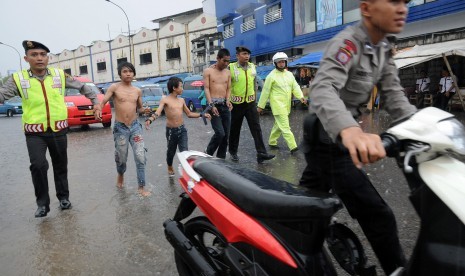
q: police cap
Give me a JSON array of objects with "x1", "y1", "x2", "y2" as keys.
[
  {"x1": 22, "y1": 40, "x2": 50, "y2": 53},
  {"x1": 236, "y1": 46, "x2": 251, "y2": 54}
]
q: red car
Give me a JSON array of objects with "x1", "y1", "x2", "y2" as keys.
[{"x1": 65, "y1": 77, "x2": 112, "y2": 128}]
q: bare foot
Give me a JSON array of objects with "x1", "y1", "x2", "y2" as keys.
[
  {"x1": 168, "y1": 166, "x2": 175, "y2": 177},
  {"x1": 117, "y1": 174, "x2": 124, "y2": 188},
  {"x1": 138, "y1": 186, "x2": 151, "y2": 197}
]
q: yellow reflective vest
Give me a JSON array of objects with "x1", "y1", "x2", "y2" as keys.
[
  {"x1": 13, "y1": 68, "x2": 68, "y2": 133},
  {"x1": 229, "y1": 62, "x2": 257, "y2": 104}
]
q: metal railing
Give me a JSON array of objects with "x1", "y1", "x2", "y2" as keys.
[
  {"x1": 223, "y1": 28, "x2": 235, "y2": 39},
  {"x1": 264, "y1": 8, "x2": 282, "y2": 24},
  {"x1": 241, "y1": 20, "x2": 256, "y2": 33}
]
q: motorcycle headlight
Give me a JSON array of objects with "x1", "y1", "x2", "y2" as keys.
[{"x1": 437, "y1": 118, "x2": 465, "y2": 155}]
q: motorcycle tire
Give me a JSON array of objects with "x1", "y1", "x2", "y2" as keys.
[
  {"x1": 174, "y1": 216, "x2": 229, "y2": 276},
  {"x1": 325, "y1": 222, "x2": 368, "y2": 276}
]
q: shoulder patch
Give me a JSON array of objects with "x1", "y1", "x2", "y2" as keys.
[
  {"x1": 343, "y1": 39, "x2": 357, "y2": 55},
  {"x1": 335, "y1": 48, "x2": 352, "y2": 65}
]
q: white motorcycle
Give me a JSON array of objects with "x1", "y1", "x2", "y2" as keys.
[{"x1": 382, "y1": 107, "x2": 465, "y2": 275}]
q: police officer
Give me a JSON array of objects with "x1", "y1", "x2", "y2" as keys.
[
  {"x1": 299, "y1": 0, "x2": 416, "y2": 274},
  {"x1": 0, "y1": 40, "x2": 101, "y2": 217},
  {"x1": 258, "y1": 52, "x2": 307, "y2": 153},
  {"x1": 228, "y1": 46, "x2": 275, "y2": 163}
]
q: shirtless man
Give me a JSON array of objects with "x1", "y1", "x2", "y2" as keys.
[
  {"x1": 97, "y1": 62, "x2": 151, "y2": 196},
  {"x1": 203, "y1": 48, "x2": 232, "y2": 158},
  {"x1": 145, "y1": 77, "x2": 211, "y2": 176}
]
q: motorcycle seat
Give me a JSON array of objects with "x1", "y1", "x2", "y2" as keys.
[{"x1": 192, "y1": 157, "x2": 342, "y2": 219}]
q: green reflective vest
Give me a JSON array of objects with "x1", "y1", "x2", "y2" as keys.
[
  {"x1": 13, "y1": 68, "x2": 67, "y2": 133},
  {"x1": 229, "y1": 62, "x2": 256, "y2": 104}
]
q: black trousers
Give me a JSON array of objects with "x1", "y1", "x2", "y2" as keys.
[
  {"x1": 437, "y1": 92, "x2": 454, "y2": 111},
  {"x1": 206, "y1": 104, "x2": 231, "y2": 159},
  {"x1": 299, "y1": 115, "x2": 406, "y2": 275},
  {"x1": 26, "y1": 133, "x2": 69, "y2": 208},
  {"x1": 228, "y1": 101, "x2": 266, "y2": 155}
]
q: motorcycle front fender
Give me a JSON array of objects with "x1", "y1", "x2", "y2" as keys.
[{"x1": 419, "y1": 156, "x2": 465, "y2": 225}]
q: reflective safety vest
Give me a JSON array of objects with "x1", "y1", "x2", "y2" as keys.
[
  {"x1": 12, "y1": 68, "x2": 68, "y2": 133},
  {"x1": 229, "y1": 62, "x2": 256, "y2": 104}
]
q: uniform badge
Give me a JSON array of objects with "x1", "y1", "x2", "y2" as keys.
[
  {"x1": 335, "y1": 48, "x2": 352, "y2": 65},
  {"x1": 343, "y1": 39, "x2": 357, "y2": 54},
  {"x1": 335, "y1": 39, "x2": 357, "y2": 65},
  {"x1": 27, "y1": 41, "x2": 34, "y2": 48}
]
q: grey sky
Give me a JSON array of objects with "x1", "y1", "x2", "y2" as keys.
[{"x1": 0, "y1": 0, "x2": 205, "y2": 77}]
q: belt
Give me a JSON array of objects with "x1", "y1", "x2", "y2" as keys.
[
  {"x1": 212, "y1": 98, "x2": 227, "y2": 105},
  {"x1": 166, "y1": 124, "x2": 185, "y2": 130}
]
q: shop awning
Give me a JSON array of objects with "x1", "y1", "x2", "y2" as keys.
[
  {"x1": 288, "y1": 52, "x2": 323, "y2": 67},
  {"x1": 394, "y1": 39, "x2": 465, "y2": 69}
]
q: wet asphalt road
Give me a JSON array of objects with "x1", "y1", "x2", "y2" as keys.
[{"x1": 0, "y1": 107, "x2": 463, "y2": 275}]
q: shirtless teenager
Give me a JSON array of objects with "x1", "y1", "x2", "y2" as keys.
[
  {"x1": 145, "y1": 77, "x2": 211, "y2": 176},
  {"x1": 97, "y1": 62, "x2": 151, "y2": 196},
  {"x1": 203, "y1": 48, "x2": 232, "y2": 158}
]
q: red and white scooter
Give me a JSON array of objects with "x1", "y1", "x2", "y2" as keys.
[{"x1": 164, "y1": 107, "x2": 465, "y2": 276}]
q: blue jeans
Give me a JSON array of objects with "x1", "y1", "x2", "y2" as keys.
[
  {"x1": 113, "y1": 120, "x2": 146, "y2": 186},
  {"x1": 206, "y1": 104, "x2": 231, "y2": 158},
  {"x1": 166, "y1": 125, "x2": 188, "y2": 166}
]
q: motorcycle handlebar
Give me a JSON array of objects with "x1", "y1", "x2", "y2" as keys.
[{"x1": 380, "y1": 133, "x2": 399, "y2": 158}]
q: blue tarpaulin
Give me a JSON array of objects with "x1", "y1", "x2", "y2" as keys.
[{"x1": 288, "y1": 52, "x2": 323, "y2": 67}]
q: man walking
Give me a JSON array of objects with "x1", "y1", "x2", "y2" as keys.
[
  {"x1": 228, "y1": 46, "x2": 275, "y2": 163},
  {"x1": 203, "y1": 48, "x2": 232, "y2": 158},
  {"x1": 258, "y1": 52, "x2": 307, "y2": 153}
]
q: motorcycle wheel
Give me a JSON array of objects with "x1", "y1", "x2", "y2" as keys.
[
  {"x1": 174, "y1": 216, "x2": 229, "y2": 276},
  {"x1": 325, "y1": 222, "x2": 368, "y2": 276}
]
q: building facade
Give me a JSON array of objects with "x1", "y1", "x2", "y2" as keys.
[
  {"x1": 48, "y1": 8, "x2": 218, "y2": 84},
  {"x1": 215, "y1": 0, "x2": 465, "y2": 66}
]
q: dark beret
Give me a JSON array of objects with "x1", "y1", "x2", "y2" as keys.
[
  {"x1": 22, "y1": 40, "x2": 50, "y2": 53},
  {"x1": 236, "y1": 46, "x2": 251, "y2": 54}
]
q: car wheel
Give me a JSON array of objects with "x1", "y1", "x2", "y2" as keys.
[
  {"x1": 188, "y1": 101, "x2": 195, "y2": 112},
  {"x1": 6, "y1": 110, "x2": 13, "y2": 117},
  {"x1": 103, "y1": 122, "x2": 111, "y2": 128}
]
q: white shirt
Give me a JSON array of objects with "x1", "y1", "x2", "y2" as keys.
[
  {"x1": 439, "y1": 76, "x2": 456, "y2": 93},
  {"x1": 415, "y1": 77, "x2": 430, "y2": 92}
]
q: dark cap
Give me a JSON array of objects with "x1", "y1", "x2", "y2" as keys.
[
  {"x1": 236, "y1": 46, "x2": 251, "y2": 54},
  {"x1": 22, "y1": 40, "x2": 50, "y2": 53}
]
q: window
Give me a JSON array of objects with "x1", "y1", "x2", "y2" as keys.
[
  {"x1": 316, "y1": 0, "x2": 342, "y2": 31},
  {"x1": 264, "y1": 3, "x2": 282, "y2": 24},
  {"x1": 294, "y1": 0, "x2": 316, "y2": 35},
  {"x1": 79, "y1": 65, "x2": 88, "y2": 75},
  {"x1": 223, "y1": 23, "x2": 234, "y2": 39},
  {"x1": 166, "y1": 47, "x2": 181, "y2": 60},
  {"x1": 117, "y1": 57, "x2": 127, "y2": 65},
  {"x1": 343, "y1": 0, "x2": 360, "y2": 23},
  {"x1": 64, "y1": 68, "x2": 72, "y2": 75},
  {"x1": 97, "y1": 61, "x2": 106, "y2": 72},
  {"x1": 140, "y1": 53, "x2": 153, "y2": 65},
  {"x1": 241, "y1": 14, "x2": 256, "y2": 33}
]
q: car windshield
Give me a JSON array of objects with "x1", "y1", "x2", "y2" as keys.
[
  {"x1": 142, "y1": 87, "x2": 163, "y2": 97},
  {"x1": 184, "y1": 81, "x2": 203, "y2": 90},
  {"x1": 65, "y1": 83, "x2": 100, "y2": 96}
]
